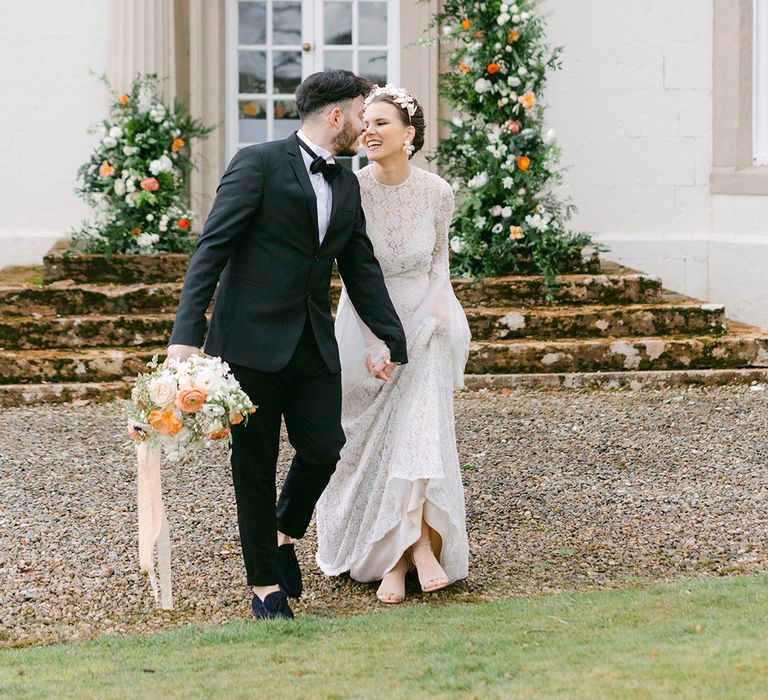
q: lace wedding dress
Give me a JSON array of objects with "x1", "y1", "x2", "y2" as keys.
[{"x1": 315, "y1": 165, "x2": 471, "y2": 584}]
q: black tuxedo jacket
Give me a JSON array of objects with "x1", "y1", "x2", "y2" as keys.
[{"x1": 169, "y1": 133, "x2": 408, "y2": 373}]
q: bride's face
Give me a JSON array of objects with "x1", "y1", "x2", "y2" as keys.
[{"x1": 361, "y1": 101, "x2": 414, "y2": 163}]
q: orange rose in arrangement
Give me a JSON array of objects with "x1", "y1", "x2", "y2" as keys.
[
  {"x1": 509, "y1": 226, "x2": 525, "y2": 240},
  {"x1": 171, "y1": 138, "x2": 185, "y2": 152},
  {"x1": 458, "y1": 62, "x2": 471, "y2": 74},
  {"x1": 507, "y1": 29, "x2": 520, "y2": 43},
  {"x1": 141, "y1": 177, "x2": 160, "y2": 191},
  {"x1": 131, "y1": 227, "x2": 141, "y2": 236},
  {"x1": 99, "y1": 160, "x2": 115, "y2": 178},
  {"x1": 175, "y1": 387, "x2": 207, "y2": 413},
  {"x1": 519, "y1": 92, "x2": 537, "y2": 110},
  {"x1": 177, "y1": 218, "x2": 191, "y2": 230},
  {"x1": 209, "y1": 427, "x2": 231, "y2": 441},
  {"x1": 120, "y1": 94, "x2": 130, "y2": 105},
  {"x1": 461, "y1": 19, "x2": 471, "y2": 30},
  {"x1": 487, "y1": 63, "x2": 500, "y2": 74},
  {"x1": 148, "y1": 408, "x2": 183, "y2": 437},
  {"x1": 517, "y1": 156, "x2": 531, "y2": 171}
]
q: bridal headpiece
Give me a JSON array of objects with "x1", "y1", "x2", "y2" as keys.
[{"x1": 364, "y1": 84, "x2": 418, "y2": 120}]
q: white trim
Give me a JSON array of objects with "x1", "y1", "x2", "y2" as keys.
[
  {"x1": 754, "y1": 0, "x2": 768, "y2": 164},
  {"x1": 225, "y1": 0, "x2": 238, "y2": 160}
]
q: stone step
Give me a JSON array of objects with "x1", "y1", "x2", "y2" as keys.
[
  {"x1": 465, "y1": 303, "x2": 726, "y2": 340},
  {"x1": 2, "y1": 324, "x2": 768, "y2": 384},
  {"x1": 0, "y1": 381, "x2": 132, "y2": 407},
  {"x1": 465, "y1": 324, "x2": 768, "y2": 374},
  {"x1": 0, "y1": 271, "x2": 665, "y2": 319},
  {"x1": 0, "y1": 300, "x2": 725, "y2": 350},
  {"x1": 463, "y1": 368, "x2": 768, "y2": 391},
  {"x1": 0, "y1": 314, "x2": 176, "y2": 350},
  {"x1": 0, "y1": 283, "x2": 183, "y2": 317}
]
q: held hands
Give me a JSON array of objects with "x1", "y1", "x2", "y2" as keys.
[
  {"x1": 366, "y1": 355, "x2": 398, "y2": 382},
  {"x1": 165, "y1": 344, "x2": 201, "y2": 365}
]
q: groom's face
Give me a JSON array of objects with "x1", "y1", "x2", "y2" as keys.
[{"x1": 331, "y1": 96, "x2": 365, "y2": 157}]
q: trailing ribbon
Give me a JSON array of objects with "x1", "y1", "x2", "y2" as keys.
[{"x1": 136, "y1": 442, "x2": 173, "y2": 609}]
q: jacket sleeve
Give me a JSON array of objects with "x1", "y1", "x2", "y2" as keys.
[
  {"x1": 169, "y1": 146, "x2": 264, "y2": 347},
  {"x1": 336, "y1": 205, "x2": 408, "y2": 365}
]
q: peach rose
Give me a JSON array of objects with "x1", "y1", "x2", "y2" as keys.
[
  {"x1": 209, "y1": 427, "x2": 231, "y2": 440},
  {"x1": 171, "y1": 138, "x2": 185, "y2": 152},
  {"x1": 149, "y1": 375, "x2": 176, "y2": 408},
  {"x1": 175, "y1": 387, "x2": 207, "y2": 413},
  {"x1": 120, "y1": 94, "x2": 130, "y2": 105},
  {"x1": 148, "y1": 408, "x2": 183, "y2": 437},
  {"x1": 99, "y1": 161, "x2": 115, "y2": 179},
  {"x1": 509, "y1": 226, "x2": 525, "y2": 240},
  {"x1": 230, "y1": 412, "x2": 244, "y2": 425},
  {"x1": 507, "y1": 29, "x2": 520, "y2": 43},
  {"x1": 519, "y1": 92, "x2": 536, "y2": 110},
  {"x1": 141, "y1": 177, "x2": 159, "y2": 191}
]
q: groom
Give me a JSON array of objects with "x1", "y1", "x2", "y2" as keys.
[{"x1": 166, "y1": 70, "x2": 407, "y2": 619}]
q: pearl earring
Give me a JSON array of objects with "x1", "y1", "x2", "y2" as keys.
[{"x1": 402, "y1": 140, "x2": 415, "y2": 157}]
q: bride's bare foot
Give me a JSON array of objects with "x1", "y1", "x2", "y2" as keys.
[
  {"x1": 376, "y1": 556, "x2": 408, "y2": 604},
  {"x1": 410, "y1": 540, "x2": 449, "y2": 593}
]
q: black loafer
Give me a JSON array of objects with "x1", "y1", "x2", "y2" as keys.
[
  {"x1": 277, "y1": 543, "x2": 303, "y2": 598},
  {"x1": 251, "y1": 590, "x2": 294, "y2": 620}
]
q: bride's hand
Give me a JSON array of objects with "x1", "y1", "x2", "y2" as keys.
[{"x1": 366, "y1": 356, "x2": 397, "y2": 382}]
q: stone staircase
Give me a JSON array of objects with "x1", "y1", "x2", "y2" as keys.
[{"x1": 0, "y1": 253, "x2": 766, "y2": 406}]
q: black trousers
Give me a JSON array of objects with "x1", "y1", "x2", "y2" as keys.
[{"x1": 229, "y1": 320, "x2": 345, "y2": 586}]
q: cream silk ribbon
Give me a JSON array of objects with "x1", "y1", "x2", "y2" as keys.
[{"x1": 136, "y1": 442, "x2": 173, "y2": 609}]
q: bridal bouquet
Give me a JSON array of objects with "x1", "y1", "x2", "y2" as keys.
[
  {"x1": 127, "y1": 354, "x2": 255, "y2": 609},
  {"x1": 128, "y1": 354, "x2": 256, "y2": 461}
]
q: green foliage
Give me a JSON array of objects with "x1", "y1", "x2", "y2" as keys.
[
  {"x1": 433, "y1": 0, "x2": 592, "y2": 281},
  {"x1": 71, "y1": 74, "x2": 215, "y2": 255}
]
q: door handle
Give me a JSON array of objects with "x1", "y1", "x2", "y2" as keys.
[{"x1": 302, "y1": 42, "x2": 312, "y2": 52}]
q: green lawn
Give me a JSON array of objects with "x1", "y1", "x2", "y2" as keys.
[{"x1": 2, "y1": 575, "x2": 767, "y2": 699}]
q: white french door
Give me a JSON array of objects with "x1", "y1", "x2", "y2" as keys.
[{"x1": 225, "y1": 0, "x2": 399, "y2": 167}]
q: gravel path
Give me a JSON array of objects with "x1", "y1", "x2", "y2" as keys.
[{"x1": 2, "y1": 385, "x2": 767, "y2": 648}]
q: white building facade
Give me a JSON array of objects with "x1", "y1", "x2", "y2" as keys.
[{"x1": 1, "y1": 0, "x2": 766, "y2": 326}]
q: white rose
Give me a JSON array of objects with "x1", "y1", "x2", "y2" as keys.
[
  {"x1": 501, "y1": 206, "x2": 512, "y2": 218},
  {"x1": 136, "y1": 232, "x2": 156, "y2": 247},
  {"x1": 109, "y1": 126, "x2": 123, "y2": 139},
  {"x1": 113, "y1": 179, "x2": 125, "y2": 196},
  {"x1": 452, "y1": 116, "x2": 464, "y2": 127},
  {"x1": 512, "y1": 13, "x2": 521, "y2": 22},
  {"x1": 507, "y1": 76, "x2": 521, "y2": 87},
  {"x1": 503, "y1": 176, "x2": 514, "y2": 189},
  {"x1": 497, "y1": 13, "x2": 510, "y2": 25},
  {"x1": 490, "y1": 205, "x2": 503, "y2": 217},
  {"x1": 146, "y1": 214, "x2": 154, "y2": 222},
  {"x1": 149, "y1": 375, "x2": 177, "y2": 407},
  {"x1": 449, "y1": 236, "x2": 465, "y2": 254},
  {"x1": 474, "y1": 78, "x2": 493, "y2": 94},
  {"x1": 149, "y1": 154, "x2": 173, "y2": 175},
  {"x1": 518, "y1": 66, "x2": 528, "y2": 76},
  {"x1": 102, "y1": 136, "x2": 117, "y2": 148},
  {"x1": 442, "y1": 24, "x2": 453, "y2": 35},
  {"x1": 521, "y1": 11, "x2": 530, "y2": 20},
  {"x1": 544, "y1": 128, "x2": 557, "y2": 144}
]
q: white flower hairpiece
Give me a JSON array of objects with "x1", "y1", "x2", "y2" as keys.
[{"x1": 364, "y1": 84, "x2": 418, "y2": 118}]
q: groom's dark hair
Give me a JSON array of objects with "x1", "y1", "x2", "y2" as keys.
[{"x1": 296, "y1": 70, "x2": 373, "y2": 119}]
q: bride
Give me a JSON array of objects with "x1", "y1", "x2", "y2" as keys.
[{"x1": 315, "y1": 85, "x2": 471, "y2": 603}]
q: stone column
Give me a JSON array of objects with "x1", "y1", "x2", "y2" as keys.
[{"x1": 107, "y1": 0, "x2": 177, "y2": 99}]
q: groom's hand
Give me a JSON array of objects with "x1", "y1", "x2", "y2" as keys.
[
  {"x1": 366, "y1": 356, "x2": 397, "y2": 382},
  {"x1": 165, "y1": 344, "x2": 200, "y2": 365}
]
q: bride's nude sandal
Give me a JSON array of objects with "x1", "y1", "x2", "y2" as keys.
[
  {"x1": 411, "y1": 541, "x2": 450, "y2": 593},
  {"x1": 376, "y1": 558, "x2": 408, "y2": 604}
]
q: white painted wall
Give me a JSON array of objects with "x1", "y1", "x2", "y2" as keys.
[
  {"x1": 543, "y1": 0, "x2": 768, "y2": 328},
  {"x1": 0, "y1": 0, "x2": 108, "y2": 266}
]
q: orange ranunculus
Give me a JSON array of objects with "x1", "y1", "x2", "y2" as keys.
[
  {"x1": 141, "y1": 177, "x2": 159, "y2": 191},
  {"x1": 231, "y1": 412, "x2": 244, "y2": 425},
  {"x1": 99, "y1": 160, "x2": 115, "y2": 178},
  {"x1": 517, "y1": 155, "x2": 531, "y2": 171},
  {"x1": 209, "y1": 427, "x2": 231, "y2": 440},
  {"x1": 519, "y1": 92, "x2": 537, "y2": 110},
  {"x1": 120, "y1": 94, "x2": 130, "y2": 105},
  {"x1": 487, "y1": 63, "x2": 500, "y2": 74},
  {"x1": 131, "y1": 227, "x2": 141, "y2": 236},
  {"x1": 171, "y1": 138, "x2": 185, "y2": 152},
  {"x1": 461, "y1": 19, "x2": 471, "y2": 30},
  {"x1": 148, "y1": 408, "x2": 183, "y2": 437},
  {"x1": 507, "y1": 29, "x2": 520, "y2": 43},
  {"x1": 458, "y1": 62, "x2": 471, "y2": 74},
  {"x1": 509, "y1": 226, "x2": 525, "y2": 240},
  {"x1": 175, "y1": 387, "x2": 207, "y2": 413},
  {"x1": 177, "y1": 217, "x2": 191, "y2": 229}
]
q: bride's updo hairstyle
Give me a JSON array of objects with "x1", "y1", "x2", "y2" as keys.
[{"x1": 366, "y1": 88, "x2": 425, "y2": 160}]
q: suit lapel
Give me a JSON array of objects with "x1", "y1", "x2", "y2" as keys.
[
  {"x1": 319, "y1": 172, "x2": 346, "y2": 252},
  {"x1": 285, "y1": 134, "x2": 320, "y2": 246}
]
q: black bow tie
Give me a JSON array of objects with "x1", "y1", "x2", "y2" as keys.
[{"x1": 298, "y1": 138, "x2": 342, "y2": 182}]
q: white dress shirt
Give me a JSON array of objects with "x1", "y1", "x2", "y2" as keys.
[{"x1": 296, "y1": 129, "x2": 334, "y2": 245}]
